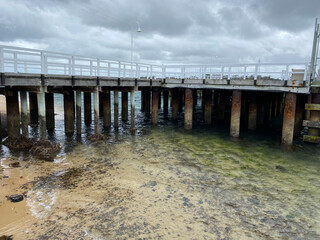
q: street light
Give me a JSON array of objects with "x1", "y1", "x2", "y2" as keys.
[{"x1": 131, "y1": 21, "x2": 142, "y2": 65}]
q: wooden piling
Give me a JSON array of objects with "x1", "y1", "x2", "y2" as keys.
[
  {"x1": 141, "y1": 91, "x2": 145, "y2": 112},
  {"x1": 144, "y1": 90, "x2": 151, "y2": 118},
  {"x1": 37, "y1": 87, "x2": 47, "y2": 139},
  {"x1": 93, "y1": 88, "x2": 100, "y2": 134},
  {"x1": 84, "y1": 92, "x2": 92, "y2": 126},
  {"x1": 102, "y1": 90, "x2": 111, "y2": 128},
  {"x1": 213, "y1": 90, "x2": 219, "y2": 120},
  {"x1": 294, "y1": 94, "x2": 305, "y2": 136},
  {"x1": 64, "y1": 90, "x2": 75, "y2": 135},
  {"x1": 281, "y1": 93, "x2": 297, "y2": 145},
  {"x1": 309, "y1": 93, "x2": 320, "y2": 136},
  {"x1": 257, "y1": 93, "x2": 265, "y2": 125},
  {"x1": 184, "y1": 89, "x2": 193, "y2": 130},
  {"x1": 230, "y1": 90, "x2": 242, "y2": 137},
  {"x1": 122, "y1": 92, "x2": 128, "y2": 122},
  {"x1": 130, "y1": 90, "x2": 135, "y2": 129},
  {"x1": 6, "y1": 91, "x2": 20, "y2": 138},
  {"x1": 114, "y1": 90, "x2": 119, "y2": 128},
  {"x1": 218, "y1": 91, "x2": 226, "y2": 121},
  {"x1": 163, "y1": 90, "x2": 169, "y2": 115},
  {"x1": 45, "y1": 93, "x2": 55, "y2": 130},
  {"x1": 76, "y1": 91, "x2": 81, "y2": 135},
  {"x1": 29, "y1": 92, "x2": 38, "y2": 125},
  {"x1": 203, "y1": 90, "x2": 212, "y2": 125},
  {"x1": 158, "y1": 91, "x2": 161, "y2": 109},
  {"x1": 178, "y1": 89, "x2": 183, "y2": 113},
  {"x1": 248, "y1": 92, "x2": 257, "y2": 130},
  {"x1": 152, "y1": 90, "x2": 159, "y2": 125},
  {"x1": 20, "y1": 91, "x2": 28, "y2": 137},
  {"x1": 172, "y1": 89, "x2": 179, "y2": 120}
]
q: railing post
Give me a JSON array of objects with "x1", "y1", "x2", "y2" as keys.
[
  {"x1": 182, "y1": 66, "x2": 185, "y2": 79},
  {"x1": 97, "y1": 59, "x2": 100, "y2": 76},
  {"x1": 228, "y1": 66, "x2": 231, "y2": 80},
  {"x1": 204, "y1": 66, "x2": 207, "y2": 79},
  {"x1": 243, "y1": 66, "x2": 247, "y2": 80},
  {"x1": 150, "y1": 65, "x2": 153, "y2": 79},
  {"x1": 136, "y1": 63, "x2": 139, "y2": 78},
  {"x1": 14, "y1": 53, "x2": 18, "y2": 73},
  {"x1": 303, "y1": 63, "x2": 308, "y2": 81},
  {"x1": 72, "y1": 56, "x2": 75, "y2": 75},
  {"x1": 118, "y1": 61, "x2": 121, "y2": 78},
  {"x1": 90, "y1": 60, "x2": 93, "y2": 76},
  {"x1": 221, "y1": 67, "x2": 224, "y2": 79},
  {"x1": 0, "y1": 47, "x2": 4, "y2": 72},
  {"x1": 162, "y1": 65, "x2": 165, "y2": 79},
  {"x1": 254, "y1": 64, "x2": 258, "y2": 80},
  {"x1": 124, "y1": 64, "x2": 126, "y2": 78},
  {"x1": 40, "y1": 51, "x2": 45, "y2": 74},
  {"x1": 68, "y1": 58, "x2": 72, "y2": 75},
  {"x1": 285, "y1": 64, "x2": 289, "y2": 80}
]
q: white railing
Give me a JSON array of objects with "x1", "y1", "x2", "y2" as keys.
[{"x1": 0, "y1": 45, "x2": 310, "y2": 82}]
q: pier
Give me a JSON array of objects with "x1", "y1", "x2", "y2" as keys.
[{"x1": 0, "y1": 40, "x2": 319, "y2": 145}]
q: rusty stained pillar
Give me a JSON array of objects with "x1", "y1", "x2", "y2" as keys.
[
  {"x1": 151, "y1": 90, "x2": 159, "y2": 125},
  {"x1": 121, "y1": 91, "x2": 128, "y2": 122},
  {"x1": 309, "y1": 93, "x2": 320, "y2": 136},
  {"x1": 163, "y1": 90, "x2": 169, "y2": 116},
  {"x1": 230, "y1": 90, "x2": 242, "y2": 137},
  {"x1": 141, "y1": 91, "x2": 145, "y2": 112},
  {"x1": 130, "y1": 90, "x2": 135, "y2": 130},
  {"x1": 6, "y1": 90, "x2": 20, "y2": 138},
  {"x1": 102, "y1": 90, "x2": 111, "y2": 128},
  {"x1": 184, "y1": 89, "x2": 193, "y2": 130},
  {"x1": 144, "y1": 90, "x2": 151, "y2": 118},
  {"x1": 20, "y1": 91, "x2": 29, "y2": 137},
  {"x1": 203, "y1": 90, "x2": 212, "y2": 125},
  {"x1": 37, "y1": 87, "x2": 47, "y2": 139},
  {"x1": 29, "y1": 92, "x2": 38, "y2": 125},
  {"x1": 93, "y1": 87, "x2": 100, "y2": 134},
  {"x1": 45, "y1": 93, "x2": 55, "y2": 131},
  {"x1": 248, "y1": 92, "x2": 258, "y2": 130},
  {"x1": 76, "y1": 91, "x2": 81, "y2": 135},
  {"x1": 84, "y1": 92, "x2": 92, "y2": 126},
  {"x1": 172, "y1": 89, "x2": 179, "y2": 120},
  {"x1": 294, "y1": 94, "x2": 306, "y2": 136},
  {"x1": 281, "y1": 93, "x2": 297, "y2": 145},
  {"x1": 64, "y1": 90, "x2": 75, "y2": 135}
]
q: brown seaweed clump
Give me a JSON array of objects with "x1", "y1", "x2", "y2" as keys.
[
  {"x1": 30, "y1": 140, "x2": 61, "y2": 161},
  {"x1": 88, "y1": 133, "x2": 107, "y2": 142},
  {"x1": 2, "y1": 136, "x2": 34, "y2": 150}
]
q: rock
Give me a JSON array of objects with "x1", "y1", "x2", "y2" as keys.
[
  {"x1": 9, "y1": 162, "x2": 21, "y2": 168},
  {"x1": 8, "y1": 194, "x2": 24, "y2": 203},
  {"x1": 0, "y1": 235, "x2": 13, "y2": 240},
  {"x1": 88, "y1": 133, "x2": 107, "y2": 142},
  {"x1": 276, "y1": 165, "x2": 287, "y2": 172},
  {"x1": 3, "y1": 136, "x2": 34, "y2": 150},
  {"x1": 30, "y1": 140, "x2": 61, "y2": 161}
]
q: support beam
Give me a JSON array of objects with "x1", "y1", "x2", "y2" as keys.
[
  {"x1": 257, "y1": 93, "x2": 265, "y2": 125},
  {"x1": 230, "y1": 90, "x2": 242, "y2": 137},
  {"x1": 84, "y1": 92, "x2": 92, "y2": 126},
  {"x1": 37, "y1": 87, "x2": 47, "y2": 139},
  {"x1": 20, "y1": 91, "x2": 28, "y2": 137},
  {"x1": 6, "y1": 91, "x2": 20, "y2": 138},
  {"x1": 281, "y1": 93, "x2": 297, "y2": 145},
  {"x1": 158, "y1": 91, "x2": 162, "y2": 109},
  {"x1": 45, "y1": 93, "x2": 55, "y2": 130},
  {"x1": 163, "y1": 90, "x2": 169, "y2": 116},
  {"x1": 309, "y1": 93, "x2": 320, "y2": 136},
  {"x1": 294, "y1": 94, "x2": 305, "y2": 136},
  {"x1": 130, "y1": 90, "x2": 135, "y2": 129},
  {"x1": 76, "y1": 91, "x2": 81, "y2": 135},
  {"x1": 248, "y1": 92, "x2": 257, "y2": 130},
  {"x1": 218, "y1": 91, "x2": 226, "y2": 121},
  {"x1": 93, "y1": 87, "x2": 100, "y2": 134},
  {"x1": 122, "y1": 92, "x2": 128, "y2": 122},
  {"x1": 213, "y1": 91, "x2": 219, "y2": 120},
  {"x1": 102, "y1": 90, "x2": 111, "y2": 128},
  {"x1": 144, "y1": 90, "x2": 151, "y2": 118},
  {"x1": 178, "y1": 89, "x2": 183, "y2": 113},
  {"x1": 152, "y1": 90, "x2": 159, "y2": 125},
  {"x1": 184, "y1": 89, "x2": 193, "y2": 130},
  {"x1": 64, "y1": 90, "x2": 75, "y2": 135},
  {"x1": 203, "y1": 90, "x2": 212, "y2": 125},
  {"x1": 172, "y1": 89, "x2": 179, "y2": 120},
  {"x1": 29, "y1": 92, "x2": 38, "y2": 125},
  {"x1": 141, "y1": 91, "x2": 145, "y2": 112},
  {"x1": 114, "y1": 90, "x2": 119, "y2": 128}
]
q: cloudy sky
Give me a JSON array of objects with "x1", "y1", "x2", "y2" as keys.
[{"x1": 0, "y1": 0, "x2": 319, "y2": 64}]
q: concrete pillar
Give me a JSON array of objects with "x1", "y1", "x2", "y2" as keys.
[
  {"x1": 84, "y1": 92, "x2": 92, "y2": 126},
  {"x1": 163, "y1": 90, "x2": 169, "y2": 116},
  {"x1": 37, "y1": 87, "x2": 47, "y2": 139},
  {"x1": 64, "y1": 90, "x2": 75, "y2": 135},
  {"x1": 152, "y1": 90, "x2": 159, "y2": 125},
  {"x1": 76, "y1": 91, "x2": 81, "y2": 135},
  {"x1": 248, "y1": 92, "x2": 257, "y2": 130},
  {"x1": 29, "y1": 92, "x2": 38, "y2": 125},
  {"x1": 102, "y1": 90, "x2": 111, "y2": 128},
  {"x1": 218, "y1": 91, "x2": 226, "y2": 121},
  {"x1": 130, "y1": 90, "x2": 135, "y2": 129},
  {"x1": 122, "y1": 92, "x2": 128, "y2": 122},
  {"x1": 6, "y1": 91, "x2": 20, "y2": 138},
  {"x1": 144, "y1": 90, "x2": 151, "y2": 118},
  {"x1": 309, "y1": 93, "x2": 320, "y2": 136},
  {"x1": 184, "y1": 89, "x2": 193, "y2": 130},
  {"x1": 141, "y1": 91, "x2": 145, "y2": 112},
  {"x1": 230, "y1": 90, "x2": 242, "y2": 137},
  {"x1": 45, "y1": 93, "x2": 55, "y2": 130},
  {"x1": 114, "y1": 90, "x2": 119, "y2": 128},
  {"x1": 93, "y1": 88, "x2": 100, "y2": 134},
  {"x1": 281, "y1": 93, "x2": 297, "y2": 145},
  {"x1": 172, "y1": 89, "x2": 179, "y2": 120},
  {"x1": 20, "y1": 91, "x2": 28, "y2": 137},
  {"x1": 203, "y1": 90, "x2": 212, "y2": 125}
]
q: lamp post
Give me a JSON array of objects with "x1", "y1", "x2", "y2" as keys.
[{"x1": 131, "y1": 22, "x2": 142, "y2": 71}]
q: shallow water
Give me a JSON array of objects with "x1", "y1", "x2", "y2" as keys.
[{"x1": 1, "y1": 93, "x2": 320, "y2": 239}]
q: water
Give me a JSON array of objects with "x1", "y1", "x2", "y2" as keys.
[{"x1": 0, "y1": 93, "x2": 320, "y2": 239}]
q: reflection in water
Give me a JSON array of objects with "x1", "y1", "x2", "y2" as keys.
[{"x1": 0, "y1": 93, "x2": 320, "y2": 239}]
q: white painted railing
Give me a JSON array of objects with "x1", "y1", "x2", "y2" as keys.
[{"x1": 0, "y1": 45, "x2": 310, "y2": 82}]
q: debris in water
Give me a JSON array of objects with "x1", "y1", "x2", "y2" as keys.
[
  {"x1": 8, "y1": 194, "x2": 24, "y2": 203},
  {"x1": 9, "y1": 162, "x2": 21, "y2": 168},
  {"x1": 2, "y1": 136, "x2": 34, "y2": 150},
  {"x1": 88, "y1": 133, "x2": 107, "y2": 142},
  {"x1": 30, "y1": 140, "x2": 61, "y2": 161}
]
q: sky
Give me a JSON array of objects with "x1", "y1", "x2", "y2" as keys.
[{"x1": 0, "y1": 0, "x2": 319, "y2": 65}]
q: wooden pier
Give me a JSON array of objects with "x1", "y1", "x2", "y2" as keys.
[{"x1": 0, "y1": 45, "x2": 319, "y2": 145}]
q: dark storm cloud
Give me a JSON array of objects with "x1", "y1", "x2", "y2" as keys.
[{"x1": 0, "y1": 0, "x2": 317, "y2": 64}]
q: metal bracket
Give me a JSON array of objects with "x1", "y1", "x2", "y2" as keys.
[
  {"x1": 284, "y1": 80, "x2": 288, "y2": 87},
  {"x1": 254, "y1": 80, "x2": 257, "y2": 86},
  {"x1": 71, "y1": 76, "x2": 75, "y2": 86},
  {"x1": 227, "y1": 80, "x2": 230, "y2": 85},
  {"x1": 41, "y1": 74, "x2": 45, "y2": 86},
  {"x1": 182, "y1": 78, "x2": 185, "y2": 84},
  {"x1": 1, "y1": 73, "x2": 5, "y2": 85},
  {"x1": 97, "y1": 77, "x2": 100, "y2": 86},
  {"x1": 203, "y1": 79, "x2": 206, "y2": 84},
  {"x1": 163, "y1": 78, "x2": 166, "y2": 84},
  {"x1": 150, "y1": 78, "x2": 152, "y2": 86},
  {"x1": 135, "y1": 78, "x2": 138, "y2": 87},
  {"x1": 118, "y1": 78, "x2": 120, "y2": 86}
]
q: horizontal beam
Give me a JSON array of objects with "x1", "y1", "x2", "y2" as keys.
[
  {"x1": 302, "y1": 120, "x2": 320, "y2": 128},
  {"x1": 305, "y1": 103, "x2": 320, "y2": 110},
  {"x1": 303, "y1": 134, "x2": 320, "y2": 143}
]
